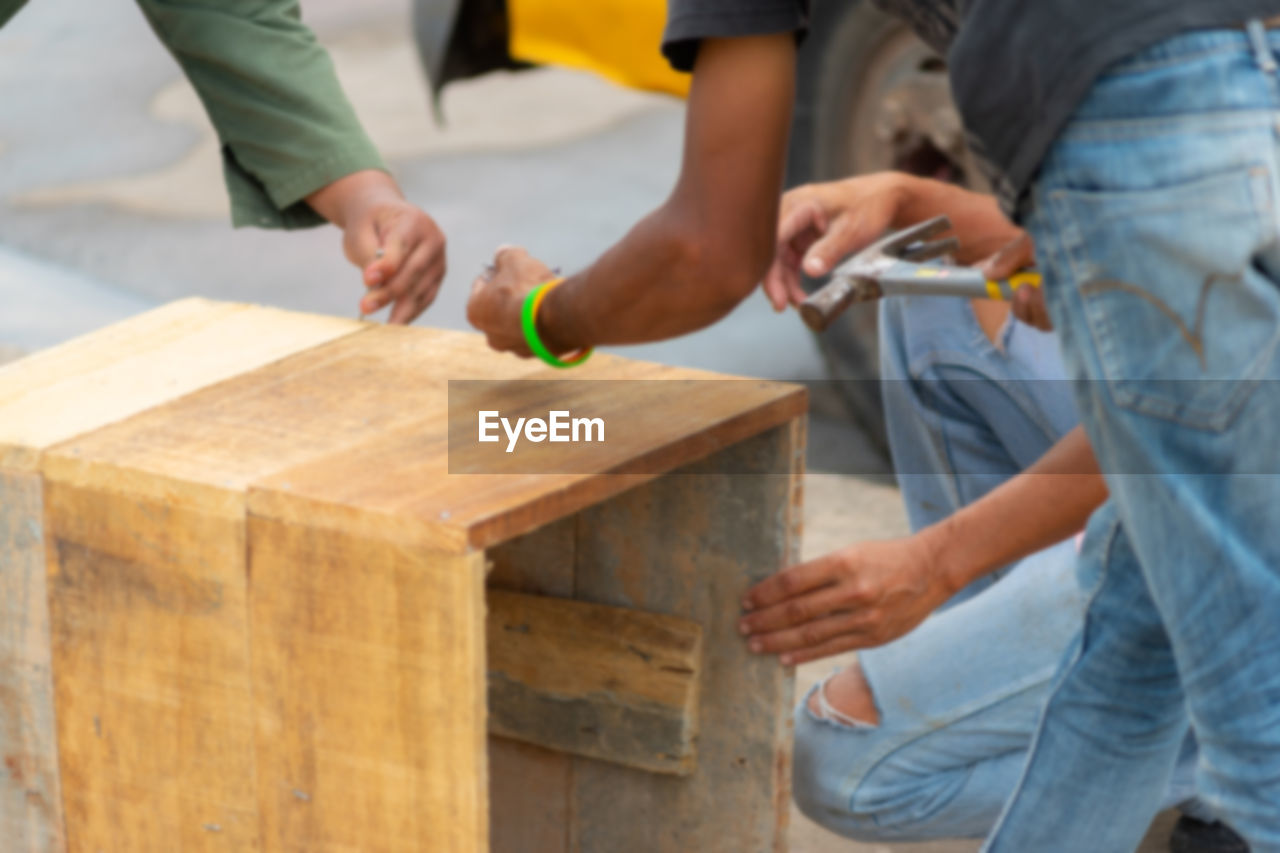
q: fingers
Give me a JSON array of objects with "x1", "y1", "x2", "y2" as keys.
[
  {"x1": 802, "y1": 212, "x2": 875, "y2": 278},
  {"x1": 465, "y1": 244, "x2": 551, "y2": 356},
  {"x1": 738, "y1": 581, "x2": 867, "y2": 636},
  {"x1": 742, "y1": 553, "x2": 841, "y2": 611},
  {"x1": 362, "y1": 217, "x2": 447, "y2": 322},
  {"x1": 765, "y1": 201, "x2": 826, "y2": 311},
  {"x1": 976, "y1": 232, "x2": 1051, "y2": 331},
  {"x1": 1013, "y1": 284, "x2": 1054, "y2": 331},
  {"x1": 388, "y1": 250, "x2": 446, "y2": 325},
  {"x1": 362, "y1": 226, "x2": 410, "y2": 296},
  {"x1": 976, "y1": 231, "x2": 1034, "y2": 280},
  {"x1": 744, "y1": 609, "x2": 875, "y2": 660}
]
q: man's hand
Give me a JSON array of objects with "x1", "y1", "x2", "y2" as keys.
[
  {"x1": 306, "y1": 169, "x2": 446, "y2": 324},
  {"x1": 764, "y1": 173, "x2": 911, "y2": 311},
  {"x1": 738, "y1": 535, "x2": 957, "y2": 665},
  {"x1": 978, "y1": 232, "x2": 1052, "y2": 330},
  {"x1": 467, "y1": 246, "x2": 558, "y2": 356},
  {"x1": 764, "y1": 172, "x2": 1029, "y2": 314}
]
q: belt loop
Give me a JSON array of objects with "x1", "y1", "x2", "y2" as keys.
[{"x1": 1247, "y1": 18, "x2": 1278, "y2": 74}]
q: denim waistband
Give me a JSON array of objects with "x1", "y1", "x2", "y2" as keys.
[{"x1": 1107, "y1": 19, "x2": 1280, "y2": 76}]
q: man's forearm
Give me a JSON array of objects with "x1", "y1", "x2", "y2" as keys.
[
  {"x1": 536, "y1": 207, "x2": 746, "y2": 351},
  {"x1": 922, "y1": 426, "x2": 1107, "y2": 594},
  {"x1": 534, "y1": 35, "x2": 796, "y2": 353}
]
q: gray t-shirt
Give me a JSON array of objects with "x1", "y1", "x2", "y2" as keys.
[{"x1": 663, "y1": 0, "x2": 1280, "y2": 218}]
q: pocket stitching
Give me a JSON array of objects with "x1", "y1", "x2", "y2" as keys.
[{"x1": 1053, "y1": 169, "x2": 1279, "y2": 431}]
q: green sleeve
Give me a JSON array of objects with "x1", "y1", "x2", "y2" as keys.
[{"x1": 136, "y1": 0, "x2": 388, "y2": 229}]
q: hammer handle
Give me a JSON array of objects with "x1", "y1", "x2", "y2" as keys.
[{"x1": 799, "y1": 268, "x2": 1042, "y2": 332}]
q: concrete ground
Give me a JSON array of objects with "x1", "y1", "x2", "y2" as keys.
[{"x1": 0, "y1": 0, "x2": 827, "y2": 382}]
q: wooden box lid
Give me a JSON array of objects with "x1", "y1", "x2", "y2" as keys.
[{"x1": 24, "y1": 300, "x2": 806, "y2": 552}]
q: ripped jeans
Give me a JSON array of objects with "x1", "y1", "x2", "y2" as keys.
[
  {"x1": 986, "y1": 23, "x2": 1280, "y2": 853},
  {"x1": 792, "y1": 295, "x2": 1203, "y2": 841}
]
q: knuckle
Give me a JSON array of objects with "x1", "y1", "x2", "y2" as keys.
[{"x1": 785, "y1": 600, "x2": 809, "y2": 624}]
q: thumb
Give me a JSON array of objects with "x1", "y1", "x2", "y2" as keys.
[
  {"x1": 359, "y1": 215, "x2": 409, "y2": 290},
  {"x1": 977, "y1": 232, "x2": 1035, "y2": 281},
  {"x1": 802, "y1": 212, "x2": 880, "y2": 278}
]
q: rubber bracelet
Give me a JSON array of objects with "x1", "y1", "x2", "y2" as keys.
[{"x1": 521, "y1": 278, "x2": 593, "y2": 368}]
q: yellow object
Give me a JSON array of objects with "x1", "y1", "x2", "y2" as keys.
[
  {"x1": 986, "y1": 270, "x2": 1043, "y2": 300},
  {"x1": 1008, "y1": 271, "x2": 1042, "y2": 290},
  {"x1": 508, "y1": 0, "x2": 692, "y2": 97}
]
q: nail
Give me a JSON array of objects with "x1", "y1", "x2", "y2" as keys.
[
  {"x1": 780, "y1": 654, "x2": 793, "y2": 666},
  {"x1": 749, "y1": 639, "x2": 763, "y2": 653},
  {"x1": 738, "y1": 620, "x2": 750, "y2": 636},
  {"x1": 369, "y1": 270, "x2": 383, "y2": 285},
  {"x1": 741, "y1": 598, "x2": 754, "y2": 611},
  {"x1": 804, "y1": 257, "x2": 826, "y2": 276},
  {"x1": 375, "y1": 247, "x2": 385, "y2": 260}
]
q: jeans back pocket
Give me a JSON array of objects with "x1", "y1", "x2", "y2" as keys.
[{"x1": 1051, "y1": 165, "x2": 1280, "y2": 431}]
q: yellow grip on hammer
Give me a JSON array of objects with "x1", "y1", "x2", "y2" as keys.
[{"x1": 985, "y1": 270, "x2": 1043, "y2": 301}]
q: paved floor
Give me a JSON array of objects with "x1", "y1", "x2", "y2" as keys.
[{"x1": 0, "y1": 0, "x2": 827, "y2": 382}]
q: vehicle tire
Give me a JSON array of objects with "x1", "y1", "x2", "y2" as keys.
[{"x1": 788, "y1": 0, "x2": 969, "y2": 464}]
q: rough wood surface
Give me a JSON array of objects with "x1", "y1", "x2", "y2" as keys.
[
  {"x1": 485, "y1": 518, "x2": 576, "y2": 853},
  {"x1": 249, "y1": 363, "x2": 805, "y2": 553},
  {"x1": 0, "y1": 298, "x2": 357, "y2": 472},
  {"x1": 45, "y1": 475, "x2": 257, "y2": 852},
  {"x1": 248, "y1": 515, "x2": 488, "y2": 853},
  {"x1": 1, "y1": 299, "x2": 358, "y2": 853},
  {"x1": 487, "y1": 590, "x2": 702, "y2": 776},
  {"x1": 569, "y1": 426, "x2": 800, "y2": 853},
  {"x1": 16, "y1": 304, "x2": 806, "y2": 852},
  {"x1": 0, "y1": 470, "x2": 63, "y2": 853}
]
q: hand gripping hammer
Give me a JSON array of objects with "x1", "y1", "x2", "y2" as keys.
[{"x1": 798, "y1": 215, "x2": 1042, "y2": 332}]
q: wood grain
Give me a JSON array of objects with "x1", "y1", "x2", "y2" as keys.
[
  {"x1": 0, "y1": 470, "x2": 63, "y2": 853},
  {"x1": 569, "y1": 426, "x2": 800, "y2": 853},
  {"x1": 17, "y1": 305, "x2": 806, "y2": 852},
  {"x1": 249, "y1": 372, "x2": 805, "y2": 554},
  {"x1": 247, "y1": 513, "x2": 488, "y2": 853},
  {"x1": 1, "y1": 299, "x2": 359, "y2": 853},
  {"x1": 0, "y1": 299, "x2": 357, "y2": 472},
  {"x1": 487, "y1": 591, "x2": 702, "y2": 776},
  {"x1": 485, "y1": 518, "x2": 576, "y2": 853},
  {"x1": 45, "y1": 476, "x2": 257, "y2": 852}
]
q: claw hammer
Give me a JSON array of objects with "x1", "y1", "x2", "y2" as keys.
[{"x1": 798, "y1": 215, "x2": 1042, "y2": 332}]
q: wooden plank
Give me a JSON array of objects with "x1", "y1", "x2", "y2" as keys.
[
  {"x1": 0, "y1": 469, "x2": 64, "y2": 853},
  {"x1": 568, "y1": 424, "x2": 800, "y2": 853},
  {"x1": 44, "y1": 476, "x2": 257, "y2": 852},
  {"x1": 246, "y1": 512, "x2": 488, "y2": 853},
  {"x1": 0, "y1": 299, "x2": 358, "y2": 853},
  {"x1": 487, "y1": 591, "x2": 702, "y2": 776},
  {"x1": 250, "y1": 372, "x2": 807, "y2": 554},
  {"x1": 0, "y1": 299, "x2": 358, "y2": 472},
  {"x1": 485, "y1": 517, "x2": 576, "y2": 853}
]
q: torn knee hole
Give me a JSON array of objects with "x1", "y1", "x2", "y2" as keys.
[{"x1": 808, "y1": 660, "x2": 881, "y2": 728}]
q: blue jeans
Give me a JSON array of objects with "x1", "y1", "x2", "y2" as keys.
[
  {"x1": 986, "y1": 23, "x2": 1280, "y2": 853},
  {"x1": 792, "y1": 295, "x2": 1201, "y2": 841}
]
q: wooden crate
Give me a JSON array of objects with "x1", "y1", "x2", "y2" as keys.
[{"x1": 0, "y1": 300, "x2": 806, "y2": 852}]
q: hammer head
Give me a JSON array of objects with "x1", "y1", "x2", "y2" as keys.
[
  {"x1": 799, "y1": 215, "x2": 958, "y2": 332},
  {"x1": 840, "y1": 214, "x2": 957, "y2": 271}
]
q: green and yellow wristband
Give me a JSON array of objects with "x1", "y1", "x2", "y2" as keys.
[{"x1": 521, "y1": 278, "x2": 593, "y2": 368}]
